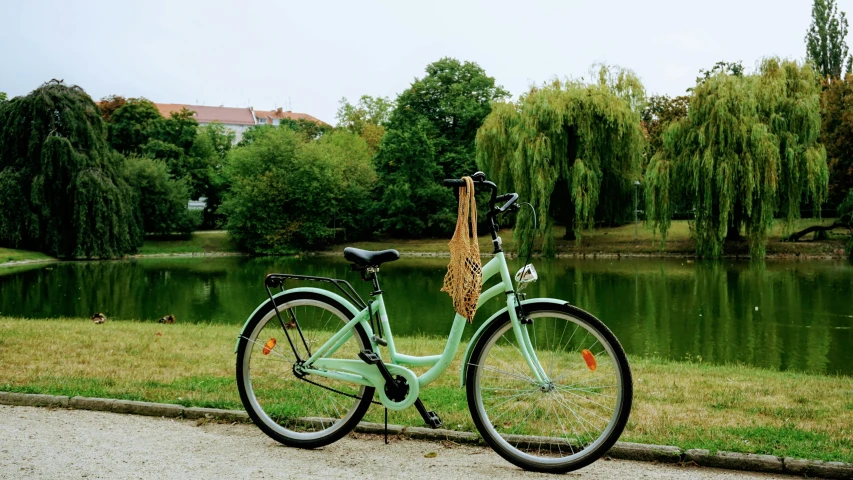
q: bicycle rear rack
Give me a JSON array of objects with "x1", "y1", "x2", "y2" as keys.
[{"x1": 264, "y1": 273, "x2": 368, "y2": 310}]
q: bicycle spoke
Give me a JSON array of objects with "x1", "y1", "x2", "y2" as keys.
[
  {"x1": 475, "y1": 364, "x2": 537, "y2": 384},
  {"x1": 469, "y1": 307, "x2": 631, "y2": 471},
  {"x1": 239, "y1": 296, "x2": 374, "y2": 448}
]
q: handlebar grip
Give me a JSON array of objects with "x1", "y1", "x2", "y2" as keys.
[{"x1": 442, "y1": 179, "x2": 467, "y2": 187}]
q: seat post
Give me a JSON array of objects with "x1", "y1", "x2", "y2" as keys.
[{"x1": 366, "y1": 267, "x2": 383, "y2": 296}]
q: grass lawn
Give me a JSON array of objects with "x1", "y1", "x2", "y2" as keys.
[
  {"x1": 138, "y1": 231, "x2": 239, "y2": 255},
  {"x1": 0, "y1": 248, "x2": 55, "y2": 265},
  {"x1": 1, "y1": 317, "x2": 851, "y2": 463},
  {"x1": 334, "y1": 219, "x2": 849, "y2": 258}
]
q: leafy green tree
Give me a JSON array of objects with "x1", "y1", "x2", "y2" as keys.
[
  {"x1": 107, "y1": 100, "x2": 199, "y2": 162},
  {"x1": 372, "y1": 121, "x2": 454, "y2": 236},
  {"x1": 0, "y1": 80, "x2": 142, "y2": 258},
  {"x1": 279, "y1": 118, "x2": 332, "y2": 140},
  {"x1": 236, "y1": 124, "x2": 274, "y2": 146},
  {"x1": 646, "y1": 58, "x2": 829, "y2": 258},
  {"x1": 154, "y1": 107, "x2": 198, "y2": 153},
  {"x1": 371, "y1": 58, "x2": 507, "y2": 238},
  {"x1": 642, "y1": 95, "x2": 689, "y2": 157},
  {"x1": 387, "y1": 58, "x2": 509, "y2": 179},
  {"x1": 237, "y1": 121, "x2": 330, "y2": 146},
  {"x1": 820, "y1": 74, "x2": 853, "y2": 206},
  {"x1": 221, "y1": 128, "x2": 375, "y2": 252},
  {"x1": 141, "y1": 139, "x2": 184, "y2": 162},
  {"x1": 0, "y1": 92, "x2": 7, "y2": 102},
  {"x1": 337, "y1": 95, "x2": 393, "y2": 131},
  {"x1": 124, "y1": 156, "x2": 199, "y2": 235},
  {"x1": 196, "y1": 121, "x2": 235, "y2": 159},
  {"x1": 336, "y1": 95, "x2": 393, "y2": 153},
  {"x1": 106, "y1": 99, "x2": 207, "y2": 206},
  {"x1": 806, "y1": 0, "x2": 853, "y2": 79},
  {"x1": 143, "y1": 109, "x2": 204, "y2": 198},
  {"x1": 306, "y1": 130, "x2": 377, "y2": 239},
  {"x1": 477, "y1": 66, "x2": 647, "y2": 255},
  {"x1": 107, "y1": 98, "x2": 165, "y2": 154},
  {"x1": 696, "y1": 61, "x2": 745, "y2": 84},
  {"x1": 190, "y1": 123, "x2": 235, "y2": 228}
]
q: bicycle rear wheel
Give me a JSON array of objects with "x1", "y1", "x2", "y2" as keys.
[
  {"x1": 236, "y1": 291, "x2": 374, "y2": 448},
  {"x1": 466, "y1": 302, "x2": 632, "y2": 473}
]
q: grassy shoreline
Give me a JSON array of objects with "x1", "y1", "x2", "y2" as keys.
[
  {"x1": 1, "y1": 317, "x2": 851, "y2": 463},
  {"x1": 331, "y1": 220, "x2": 849, "y2": 259},
  {"x1": 1, "y1": 220, "x2": 849, "y2": 267},
  {"x1": 0, "y1": 247, "x2": 56, "y2": 265}
]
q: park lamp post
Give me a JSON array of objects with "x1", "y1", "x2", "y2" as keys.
[{"x1": 633, "y1": 180, "x2": 641, "y2": 241}]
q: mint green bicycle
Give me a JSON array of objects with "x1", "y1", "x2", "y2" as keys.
[{"x1": 235, "y1": 172, "x2": 632, "y2": 473}]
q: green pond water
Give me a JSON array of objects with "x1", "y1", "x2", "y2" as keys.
[{"x1": 1, "y1": 255, "x2": 851, "y2": 375}]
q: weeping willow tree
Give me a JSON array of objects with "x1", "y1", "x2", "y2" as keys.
[
  {"x1": 645, "y1": 58, "x2": 828, "y2": 258},
  {"x1": 0, "y1": 80, "x2": 142, "y2": 258},
  {"x1": 476, "y1": 65, "x2": 646, "y2": 256}
]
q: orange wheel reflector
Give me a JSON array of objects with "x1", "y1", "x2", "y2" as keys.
[
  {"x1": 581, "y1": 349, "x2": 597, "y2": 371},
  {"x1": 263, "y1": 338, "x2": 277, "y2": 355}
]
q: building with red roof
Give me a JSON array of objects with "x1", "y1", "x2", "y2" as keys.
[{"x1": 153, "y1": 103, "x2": 326, "y2": 142}]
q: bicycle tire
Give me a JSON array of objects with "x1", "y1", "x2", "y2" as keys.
[
  {"x1": 466, "y1": 301, "x2": 632, "y2": 473},
  {"x1": 236, "y1": 291, "x2": 375, "y2": 449}
]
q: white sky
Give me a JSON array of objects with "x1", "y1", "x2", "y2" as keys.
[{"x1": 1, "y1": 0, "x2": 847, "y2": 124}]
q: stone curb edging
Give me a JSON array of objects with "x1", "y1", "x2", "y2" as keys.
[{"x1": 2, "y1": 392, "x2": 851, "y2": 479}]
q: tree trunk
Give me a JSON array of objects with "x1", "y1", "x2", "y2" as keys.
[
  {"x1": 726, "y1": 213, "x2": 744, "y2": 242},
  {"x1": 563, "y1": 202, "x2": 576, "y2": 241},
  {"x1": 785, "y1": 213, "x2": 852, "y2": 242}
]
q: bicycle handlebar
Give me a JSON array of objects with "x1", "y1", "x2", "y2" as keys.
[
  {"x1": 442, "y1": 171, "x2": 519, "y2": 253},
  {"x1": 441, "y1": 172, "x2": 518, "y2": 216}
]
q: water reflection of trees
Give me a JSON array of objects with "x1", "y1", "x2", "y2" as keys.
[
  {"x1": 0, "y1": 260, "x2": 233, "y2": 323},
  {"x1": 547, "y1": 260, "x2": 852, "y2": 375},
  {"x1": 1, "y1": 257, "x2": 850, "y2": 375}
]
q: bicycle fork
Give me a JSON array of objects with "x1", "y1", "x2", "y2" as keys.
[{"x1": 508, "y1": 296, "x2": 550, "y2": 385}]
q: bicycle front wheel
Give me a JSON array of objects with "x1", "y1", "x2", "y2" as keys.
[
  {"x1": 236, "y1": 291, "x2": 374, "y2": 449},
  {"x1": 466, "y1": 302, "x2": 632, "y2": 473}
]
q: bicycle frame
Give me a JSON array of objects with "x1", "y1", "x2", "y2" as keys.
[{"x1": 282, "y1": 251, "x2": 550, "y2": 411}]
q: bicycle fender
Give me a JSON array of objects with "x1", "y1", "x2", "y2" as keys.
[
  {"x1": 459, "y1": 297, "x2": 570, "y2": 387},
  {"x1": 235, "y1": 287, "x2": 362, "y2": 353}
]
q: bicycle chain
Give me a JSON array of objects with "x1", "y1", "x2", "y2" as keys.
[{"x1": 296, "y1": 374, "x2": 383, "y2": 406}]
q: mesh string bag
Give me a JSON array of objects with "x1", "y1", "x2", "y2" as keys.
[{"x1": 441, "y1": 176, "x2": 482, "y2": 323}]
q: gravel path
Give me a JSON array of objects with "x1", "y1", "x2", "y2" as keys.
[{"x1": 0, "y1": 405, "x2": 794, "y2": 479}]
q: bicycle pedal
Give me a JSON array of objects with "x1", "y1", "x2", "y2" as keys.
[
  {"x1": 414, "y1": 398, "x2": 442, "y2": 429},
  {"x1": 372, "y1": 335, "x2": 388, "y2": 347},
  {"x1": 425, "y1": 411, "x2": 442, "y2": 429},
  {"x1": 358, "y1": 350, "x2": 381, "y2": 365}
]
